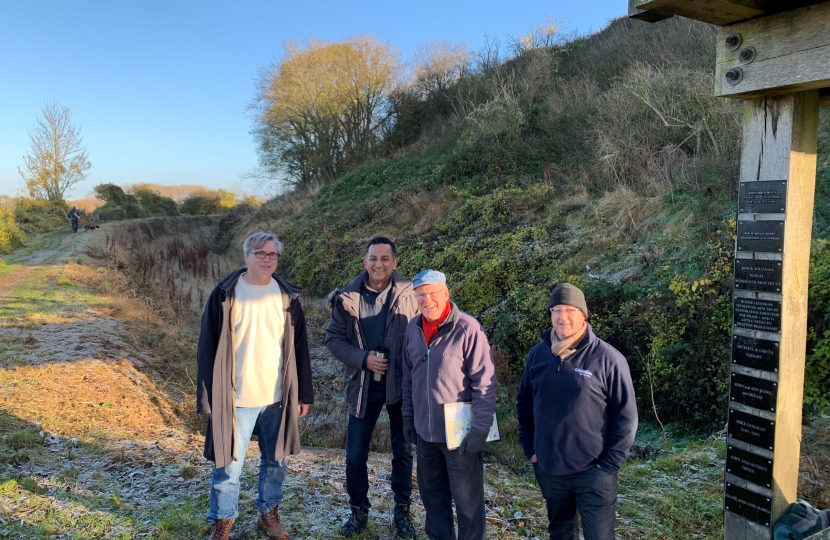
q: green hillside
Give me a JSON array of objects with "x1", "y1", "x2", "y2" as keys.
[{"x1": 247, "y1": 15, "x2": 830, "y2": 431}]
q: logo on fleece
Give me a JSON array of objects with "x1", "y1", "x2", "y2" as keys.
[{"x1": 574, "y1": 368, "x2": 593, "y2": 378}]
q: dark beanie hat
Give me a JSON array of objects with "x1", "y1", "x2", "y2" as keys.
[{"x1": 546, "y1": 283, "x2": 588, "y2": 317}]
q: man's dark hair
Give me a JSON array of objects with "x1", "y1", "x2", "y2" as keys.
[{"x1": 365, "y1": 236, "x2": 397, "y2": 258}]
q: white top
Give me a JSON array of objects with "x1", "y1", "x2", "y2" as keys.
[{"x1": 232, "y1": 275, "x2": 285, "y2": 407}]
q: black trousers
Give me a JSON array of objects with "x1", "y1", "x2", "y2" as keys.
[
  {"x1": 533, "y1": 463, "x2": 618, "y2": 540},
  {"x1": 345, "y1": 379, "x2": 412, "y2": 509},
  {"x1": 417, "y1": 436, "x2": 485, "y2": 540}
]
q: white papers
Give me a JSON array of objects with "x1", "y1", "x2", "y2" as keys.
[{"x1": 443, "y1": 401, "x2": 500, "y2": 450}]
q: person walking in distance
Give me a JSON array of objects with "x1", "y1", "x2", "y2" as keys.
[
  {"x1": 68, "y1": 206, "x2": 80, "y2": 233},
  {"x1": 325, "y1": 237, "x2": 419, "y2": 537},
  {"x1": 402, "y1": 269, "x2": 498, "y2": 540},
  {"x1": 197, "y1": 232, "x2": 314, "y2": 540},
  {"x1": 516, "y1": 283, "x2": 637, "y2": 540}
]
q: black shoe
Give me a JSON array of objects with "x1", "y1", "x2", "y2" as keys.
[
  {"x1": 339, "y1": 506, "x2": 368, "y2": 536},
  {"x1": 393, "y1": 504, "x2": 415, "y2": 538}
]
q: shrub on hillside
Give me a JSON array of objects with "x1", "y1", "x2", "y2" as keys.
[
  {"x1": 133, "y1": 186, "x2": 179, "y2": 216},
  {"x1": 13, "y1": 198, "x2": 69, "y2": 235},
  {"x1": 0, "y1": 207, "x2": 26, "y2": 254},
  {"x1": 180, "y1": 190, "x2": 235, "y2": 215},
  {"x1": 93, "y1": 183, "x2": 184, "y2": 221},
  {"x1": 93, "y1": 183, "x2": 146, "y2": 221},
  {"x1": 807, "y1": 239, "x2": 830, "y2": 414}
]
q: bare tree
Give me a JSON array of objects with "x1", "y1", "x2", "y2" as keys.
[
  {"x1": 250, "y1": 36, "x2": 401, "y2": 190},
  {"x1": 410, "y1": 39, "x2": 470, "y2": 99},
  {"x1": 18, "y1": 101, "x2": 92, "y2": 201}
]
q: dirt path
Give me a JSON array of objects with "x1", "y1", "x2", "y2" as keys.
[{"x1": 0, "y1": 231, "x2": 92, "y2": 305}]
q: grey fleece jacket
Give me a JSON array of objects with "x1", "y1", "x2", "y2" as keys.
[
  {"x1": 325, "y1": 270, "x2": 418, "y2": 418},
  {"x1": 402, "y1": 302, "x2": 498, "y2": 444}
]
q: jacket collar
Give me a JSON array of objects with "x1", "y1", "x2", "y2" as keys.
[
  {"x1": 338, "y1": 270, "x2": 411, "y2": 318},
  {"x1": 415, "y1": 301, "x2": 460, "y2": 342}
]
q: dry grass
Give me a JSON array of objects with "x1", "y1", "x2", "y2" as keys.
[
  {"x1": 0, "y1": 359, "x2": 179, "y2": 443},
  {"x1": 379, "y1": 187, "x2": 465, "y2": 238},
  {"x1": 594, "y1": 186, "x2": 667, "y2": 244}
]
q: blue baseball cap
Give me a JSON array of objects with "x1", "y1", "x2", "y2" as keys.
[{"x1": 411, "y1": 269, "x2": 446, "y2": 289}]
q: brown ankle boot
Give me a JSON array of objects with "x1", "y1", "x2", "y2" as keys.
[
  {"x1": 208, "y1": 518, "x2": 234, "y2": 540},
  {"x1": 258, "y1": 505, "x2": 289, "y2": 540}
]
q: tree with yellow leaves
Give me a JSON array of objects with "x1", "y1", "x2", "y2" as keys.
[{"x1": 251, "y1": 36, "x2": 401, "y2": 189}]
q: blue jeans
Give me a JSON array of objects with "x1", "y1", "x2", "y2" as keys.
[
  {"x1": 533, "y1": 463, "x2": 618, "y2": 540},
  {"x1": 71, "y1": 219, "x2": 78, "y2": 233},
  {"x1": 417, "y1": 436, "x2": 485, "y2": 540},
  {"x1": 345, "y1": 378, "x2": 413, "y2": 509},
  {"x1": 207, "y1": 404, "x2": 287, "y2": 521}
]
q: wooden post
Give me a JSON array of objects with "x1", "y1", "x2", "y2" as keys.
[{"x1": 725, "y1": 90, "x2": 819, "y2": 539}]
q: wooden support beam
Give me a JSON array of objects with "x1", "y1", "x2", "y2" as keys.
[
  {"x1": 726, "y1": 90, "x2": 819, "y2": 540},
  {"x1": 630, "y1": 0, "x2": 764, "y2": 25},
  {"x1": 628, "y1": 0, "x2": 672, "y2": 22},
  {"x1": 715, "y1": 2, "x2": 830, "y2": 98},
  {"x1": 630, "y1": 0, "x2": 828, "y2": 25}
]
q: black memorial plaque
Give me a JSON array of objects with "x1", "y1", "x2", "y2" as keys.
[
  {"x1": 734, "y1": 297, "x2": 782, "y2": 333},
  {"x1": 732, "y1": 335, "x2": 779, "y2": 372},
  {"x1": 738, "y1": 180, "x2": 787, "y2": 214},
  {"x1": 728, "y1": 409, "x2": 775, "y2": 450},
  {"x1": 730, "y1": 372, "x2": 777, "y2": 412},
  {"x1": 725, "y1": 482, "x2": 772, "y2": 527},
  {"x1": 726, "y1": 445, "x2": 773, "y2": 488},
  {"x1": 734, "y1": 259, "x2": 782, "y2": 293},
  {"x1": 736, "y1": 220, "x2": 785, "y2": 253}
]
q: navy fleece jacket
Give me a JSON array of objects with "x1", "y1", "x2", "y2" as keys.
[{"x1": 516, "y1": 324, "x2": 637, "y2": 475}]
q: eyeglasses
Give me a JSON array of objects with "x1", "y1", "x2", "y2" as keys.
[
  {"x1": 415, "y1": 291, "x2": 445, "y2": 301},
  {"x1": 550, "y1": 307, "x2": 582, "y2": 316},
  {"x1": 250, "y1": 250, "x2": 279, "y2": 260}
]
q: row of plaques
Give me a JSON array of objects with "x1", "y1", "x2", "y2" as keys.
[
  {"x1": 725, "y1": 181, "x2": 786, "y2": 528},
  {"x1": 736, "y1": 180, "x2": 787, "y2": 254},
  {"x1": 725, "y1": 410, "x2": 776, "y2": 527}
]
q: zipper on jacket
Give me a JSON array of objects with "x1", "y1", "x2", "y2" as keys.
[
  {"x1": 355, "y1": 319, "x2": 366, "y2": 414},
  {"x1": 420, "y1": 315, "x2": 454, "y2": 443},
  {"x1": 426, "y1": 348, "x2": 433, "y2": 441}
]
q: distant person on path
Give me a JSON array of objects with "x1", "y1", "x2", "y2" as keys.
[
  {"x1": 68, "y1": 206, "x2": 80, "y2": 233},
  {"x1": 325, "y1": 236, "x2": 419, "y2": 538},
  {"x1": 196, "y1": 232, "x2": 314, "y2": 540},
  {"x1": 516, "y1": 283, "x2": 637, "y2": 540},
  {"x1": 401, "y1": 269, "x2": 498, "y2": 540}
]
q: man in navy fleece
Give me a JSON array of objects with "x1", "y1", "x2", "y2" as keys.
[{"x1": 516, "y1": 283, "x2": 637, "y2": 540}]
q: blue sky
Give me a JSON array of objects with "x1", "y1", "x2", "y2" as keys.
[{"x1": 0, "y1": 0, "x2": 626, "y2": 199}]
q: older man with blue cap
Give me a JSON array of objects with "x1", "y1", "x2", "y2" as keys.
[{"x1": 401, "y1": 269, "x2": 497, "y2": 540}]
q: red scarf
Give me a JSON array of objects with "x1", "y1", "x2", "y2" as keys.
[{"x1": 422, "y1": 302, "x2": 452, "y2": 346}]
